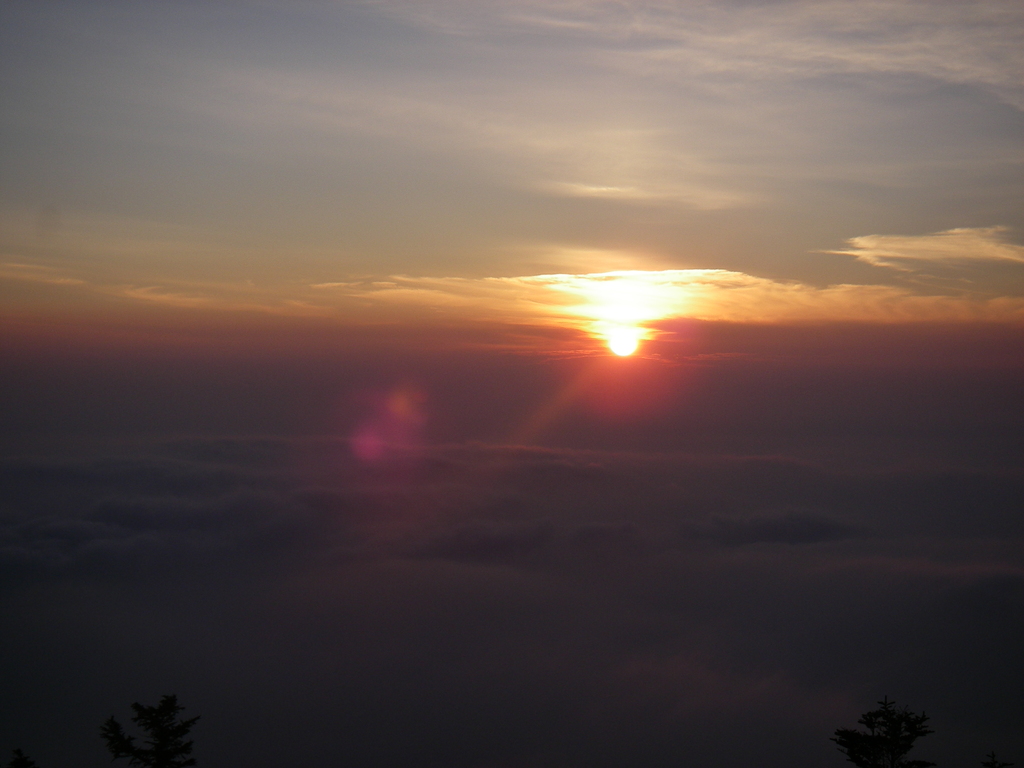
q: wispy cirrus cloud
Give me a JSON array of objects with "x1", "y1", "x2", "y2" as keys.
[
  {"x1": 175, "y1": 0, "x2": 1023, "y2": 216},
  {"x1": 215, "y1": 69, "x2": 751, "y2": 208},
  {"x1": 0, "y1": 262, "x2": 86, "y2": 286},
  {"x1": 826, "y1": 226, "x2": 1024, "y2": 270},
  {"x1": 369, "y1": 0, "x2": 1024, "y2": 108}
]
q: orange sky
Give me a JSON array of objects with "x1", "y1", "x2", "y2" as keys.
[{"x1": 2, "y1": 0, "x2": 1023, "y2": 356}]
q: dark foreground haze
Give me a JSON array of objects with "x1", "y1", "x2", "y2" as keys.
[{"x1": 2, "y1": 320, "x2": 1022, "y2": 767}]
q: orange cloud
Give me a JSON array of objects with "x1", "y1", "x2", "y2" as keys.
[
  {"x1": 6, "y1": 229, "x2": 1024, "y2": 355},
  {"x1": 317, "y1": 268, "x2": 1024, "y2": 334},
  {"x1": 826, "y1": 227, "x2": 1024, "y2": 270}
]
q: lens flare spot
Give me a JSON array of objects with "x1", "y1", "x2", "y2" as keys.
[{"x1": 350, "y1": 386, "x2": 427, "y2": 463}]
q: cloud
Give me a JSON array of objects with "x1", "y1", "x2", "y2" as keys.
[
  {"x1": 370, "y1": 0, "x2": 1024, "y2": 108},
  {"x1": 0, "y1": 262, "x2": 86, "y2": 286},
  {"x1": 119, "y1": 286, "x2": 215, "y2": 308},
  {"x1": 6, "y1": 240, "x2": 1024, "y2": 357},
  {"x1": 2, "y1": 438, "x2": 1023, "y2": 765},
  {"x1": 193, "y1": 0, "x2": 1022, "y2": 215},
  {"x1": 5, "y1": 439, "x2": 1022, "y2": 575},
  {"x1": 695, "y1": 512, "x2": 862, "y2": 546},
  {"x1": 318, "y1": 263, "x2": 1024, "y2": 333},
  {"x1": 827, "y1": 226, "x2": 1024, "y2": 270},
  {"x1": 219, "y1": 68, "x2": 751, "y2": 208}
]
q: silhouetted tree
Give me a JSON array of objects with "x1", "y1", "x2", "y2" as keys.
[
  {"x1": 100, "y1": 694, "x2": 199, "y2": 768},
  {"x1": 981, "y1": 753, "x2": 1013, "y2": 768},
  {"x1": 6, "y1": 750, "x2": 39, "y2": 768},
  {"x1": 832, "y1": 696, "x2": 936, "y2": 768}
]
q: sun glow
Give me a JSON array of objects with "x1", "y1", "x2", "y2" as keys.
[
  {"x1": 607, "y1": 326, "x2": 642, "y2": 356},
  {"x1": 543, "y1": 271, "x2": 689, "y2": 355}
]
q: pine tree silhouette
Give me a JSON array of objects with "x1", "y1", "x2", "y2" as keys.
[
  {"x1": 831, "y1": 696, "x2": 936, "y2": 768},
  {"x1": 6, "y1": 750, "x2": 39, "y2": 768},
  {"x1": 981, "y1": 752, "x2": 1013, "y2": 768},
  {"x1": 100, "y1": 694, "x2": 199, "y2": 768}
]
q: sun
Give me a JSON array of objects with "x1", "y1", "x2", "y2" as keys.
[
  {"x1": 607, "y1": 326, "x2": 642, "y2": 356},
  {"x1": 544, "y1": 271, "x2": 682, "y2": 356}
]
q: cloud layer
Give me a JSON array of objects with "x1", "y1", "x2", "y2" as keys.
[
  {"x1": 5, "y1": 227, "x2": 1024, "y2": 348},
  {"x1": 2, "y1": 437, "x2": 1022, "y2": 766}
]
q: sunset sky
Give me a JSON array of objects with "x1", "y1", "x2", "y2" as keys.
[{"x1": 1, "y1": 1, "x2": 1023, "y2": 766}]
